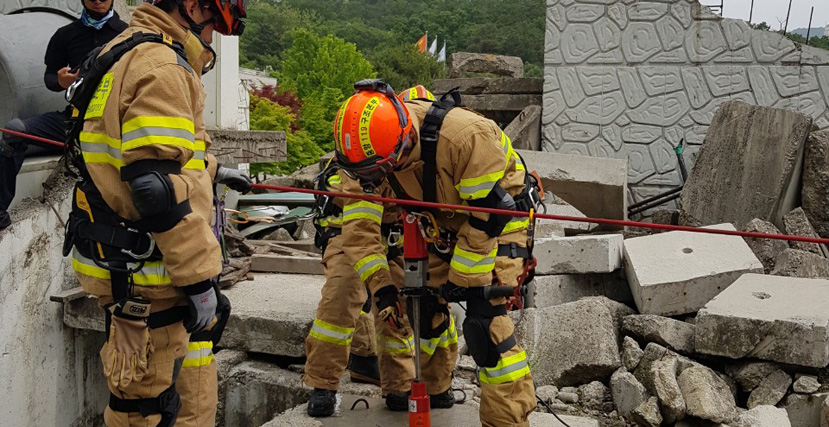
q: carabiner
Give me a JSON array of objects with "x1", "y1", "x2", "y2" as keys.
[{"x1": 121, "y1": 230, "x2": 156, "y2": 260}]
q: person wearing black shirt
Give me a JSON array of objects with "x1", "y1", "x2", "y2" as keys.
[{"x1": 0, "y1": 0, "x2": 127, "y2": 229}]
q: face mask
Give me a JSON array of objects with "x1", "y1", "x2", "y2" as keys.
[{"x1": 80, "y1": 8, "x2": 113, "y2": 29}]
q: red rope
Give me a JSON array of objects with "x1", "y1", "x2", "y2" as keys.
[{"x1": 3, "y1": 127, "x2": 826, "y2": 245}]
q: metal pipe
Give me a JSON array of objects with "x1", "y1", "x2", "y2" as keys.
[
  {"x1": 806, "y1": 7, "x2": 815, "y2": 45},
  {"x1": 628, "y1": 186, "x2": 683, "y2": 210},
  {"x1": 629, "y1": 192, "x2": 682, "y2": 216},
  {"x1": 784, "y1": 0, "x2": 793, "y2": 33},
  {"x1": 749, "y1": 0, "x2": 755, "y2": 24}
]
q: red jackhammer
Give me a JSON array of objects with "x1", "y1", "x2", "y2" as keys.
[{"x1": 402, "y1": 211, "x2": 431, "y2": 427}]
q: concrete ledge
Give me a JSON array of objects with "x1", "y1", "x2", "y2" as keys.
[
  {"x1": 207, "y1": 129, "x2": 287, "y2": 164},
  {"x1": 9, "y1": 155, "x2": 61, "y2": 210},
  {"x1": 534, "y1": 234, "x2": 623, "y2": 275}
]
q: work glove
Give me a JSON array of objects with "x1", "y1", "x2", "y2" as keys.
[
  {"x1": 102, "y1": 301, "x2": 153, "y2": 390},
  {"x1": 216, "y1": 165, "x2": 253, "y2": 193},
  {"x1": 375, "y1": 285, "x2": 404, "y2": 329},
  {"x1": 183, "y1": 281, "x2": 218, "y2": 333}
]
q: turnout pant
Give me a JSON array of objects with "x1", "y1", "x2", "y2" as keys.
[
  {"x1": 98, "y1": 295, "x2": 217, "y2": 427},
  {"x1": 0, "y1": 111, "x2": 67, "y2": 211}
]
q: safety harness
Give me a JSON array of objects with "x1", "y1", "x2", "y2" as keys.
[{"x1": 61, "y1": 32, "x2": 230, "y2": 423}]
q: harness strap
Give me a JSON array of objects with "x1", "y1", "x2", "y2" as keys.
[
  {"x1": 109, "y1": 385, "x2": 180, "y2": 418},
  {"x1": 419, "y1": 90, "x2": 460, "y2": 205},
  {"x1": 496, "y1": 243, "x2": 531, "y2": 259}
]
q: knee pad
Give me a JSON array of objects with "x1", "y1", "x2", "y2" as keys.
[
  {"x1": 462, "y1": 299, "x2": 516, "y2": 368},
  {"x1": 406, "y1": 294, "x2": 449, "y2": 339},
  {"x1": 108, "y1": 384, "x2": 182, "y2": 426}
]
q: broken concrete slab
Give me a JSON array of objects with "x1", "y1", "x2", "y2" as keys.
[
  {"x1": 431, "y1": 77, "x2": 543, "y2": 95},
  {"x1": 747, "y1": 369, "x2": 792, "y2": 408},
  {"x1": 221, "y1": 274, "x2": 323, "y2": 357},
  {"x1": 622, "y1": 315, "x2": 696, "y2": 355},
  {"x1": 223, "y1": 361, "x2": 310, "y2": 427},
  {"x1": 250, "y1": 254, "x2": 322, "y2": 275},
  {"x1": 742, "y1": 218, "x2": 789, "y2": 273},
  {"x1": 794, "y1": 375, "x2": 821, "y2": 394},
  {"x1": 645, "y1": 356, "x2": 686, "y2": 423},
  {"x1": 207, "y1": 129, "x2": 287, "y2": 164},
  {"x1": 518, "y1": 149, "x2": 628, "y2": 230},
  {"x1": 578, "y1": 381, "x2": 609, "y2": 411},
  {"x1": 624, "y1": 223, "x2": 764, "y2": 316},
  {"x1": 783, "y1": 208, "x2": 828, "y2": 257},
  {"x1": 782, "y1": 392, "x2": 829, "y2": 427},
  {"x1": 511, "y1": 298, "x2": 634, "y2": 387},
  {"x1": 610, "y1": 368, "x2": 649, "y2": 419},
  {"x1": 461, "y1": 94, "x2": 542, "y2": 123},
  {"x1": 771, "y1": 249, "x2": 829, "y2": 279},
  {"x1": 449, "y1": 52, "x2": 524, "y2": 78},
  {"x1": 266, "y1": 395, "x2": 597, "y2": 427},
  {"x1": 532, "y1": 272, "x2": 632, "y2": 309},
  {"x1": 631, "y1": 396, "x2": 662, "y2": 427},
  {"x1": 537, "y1": 202, "x2": 597, "y2": 236},
  {"x1": 680, "y1": 101, "x2": 811, "y2": 229},
  {"x1": 216, "y1": 350, "x2": 249, "y2": 426},
  {"x1": 505, "y1": 105, "x2": 542, "y2": 151},
  {"x1": 534, "y1": 234, "x2": 623, "y2": 275},
  {"x1": 622, "y1": 336, "x2": 644, "y2": 371},
  {"x1": 723, "y1": 362, "x2": 782, "y2": 393},
  {"x1": 735, "y1": 405, "x2": 793, "y2": 427},
  {"x1": 677, "y1": 365, "x2": 737, "y2": 424},
  {"x1": 696, "y1": 274, "x2": 829, "y2": 367},
  {"x1": 802, "y1": 130, "x2": 829, "y2": 238}
]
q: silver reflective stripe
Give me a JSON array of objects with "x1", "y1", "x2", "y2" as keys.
[
  {"x1": 451, "y1": 253, "x2": 496, "y2": 269},
  {"x1": 344, "y1": 207, "x2": 382, "y2": 218},
  {"x1": 384, "y1": 336, "x2": 414, "y2": 349},
  {"x1": 122, "y1": 126, "x2": 195, "y2": 144},
  {"x1": 458, "y1": 180, "x2": 497, "y2": 197},
  {"x1": 421, "y1": 328, "x2": 458, "y2": 352},
  {"x1": 310, "y1": 323, "x2": 353, "y2": 342},
  {"x1": 356, "y1": 257, "x2": 388, "y2": 277},
  {"x1": 480, "y1": 358, "x2": 529, "y2": 379},
  {"x1": 192, "y1": 150, "x2": 205, "y2": 160},
  {"x1": 72, "y1": 249, "x2": 168, "y2": 278},
  {"x1": 80, "y1": 142, "x2": 122, "y2": 159},
  {"x1": 185, "y1": 346, "x2": 213, "y2": 360}
]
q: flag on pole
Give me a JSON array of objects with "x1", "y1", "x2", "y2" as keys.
[
  {"x1": 438, "y1": 41, "x2": 447, "y2": 62},
  {"x1": 428, "y1": 37, "x2": 438, "y2": 56},
  {"x1": 415, "y1": 33, "x2": 427, "y2": 53}
]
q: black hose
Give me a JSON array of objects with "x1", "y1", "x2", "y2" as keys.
[
  {"x1": 537, "y1": 395, "x2": 573, "y2": 427},
  {"x1": 350, "y1": 398, "x2": 369, "y2": 410}
]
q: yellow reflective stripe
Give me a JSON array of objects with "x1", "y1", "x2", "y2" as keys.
[
  {"x1": 451, "y1": 247, "x2": 497, "y2": 274},
  {"x1": 456, "y1": 170, "x2": 505, "y2": 200},
  {"x1": 121, "y1": 116, "x2": 195, "y2": 152},
  {"x1": 343, "y1": 201, "x2": 383, "y2": 224},
  {"x1": 420, "y1": 316, "x2": 458, "y2": 356},
  {"x1": 308, "y1": 317, "x2": 354, "y2": 346},
  {"x1": 328, "y1": 174, "x2": 343, "y2": 186},
  {"x1": 354, "y1": 254, "x2": 389, "y2": 281},
  {"x1": 80, "y1": 131, "x2": 124, "y2": 168},
  {"x1": 478, "y1": 351, "x2": 530, "y2": 385},
  {"x1": 502, "y1": 217, "x2": 530, "y2": 234},
  {"x1": 500, "y1": 132, "x2": 526, "y2": 172},
  {"x1": 380, "y1": 335, "x2": 415, "y2": 355},
  {"x1": 182, "y1": 341, "x2": 214, "y2": 368},
  {"x1": 184, "y1": 139, "x2": 206, "y2": 170},
  {"x1": 72, "y1": 249, "x2": 171, "y2": 286},
  {"x1": 317, "y1": 214, "x2": 343, "y2": 228},
  {"x1": 358, "y1": 97, "x2": 381, "y2": 158}
]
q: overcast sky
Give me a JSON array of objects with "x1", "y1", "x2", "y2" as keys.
[{"x1": 720, "y1": 0, "x2": 828, "y2": 31}]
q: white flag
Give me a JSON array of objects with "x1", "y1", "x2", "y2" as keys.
[
  {"x1": 428, "y1": 37, "x2": 438, "y2": 56},
  {"x1": 438, "y1": 42, "x2": 447, "y2": 62}
]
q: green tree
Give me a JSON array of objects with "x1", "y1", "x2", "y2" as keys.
[
  {"x1": 367, "y1": 43, "x2": 446, "y2": 91},
  {"x1": 249, "y1": 96, "x2": 324, "y2": 175},
  {"x1": 239, "y1": 0, "x2": 320, "y2": 70}
]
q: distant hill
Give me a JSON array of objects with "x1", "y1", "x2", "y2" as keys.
[{"x1": 791, "y1": 27, "x2": 825, "y2": 38}]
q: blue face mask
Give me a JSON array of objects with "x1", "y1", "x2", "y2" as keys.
[{"x1": 80, "y1": 8, "x2": 113, "y2": 30}]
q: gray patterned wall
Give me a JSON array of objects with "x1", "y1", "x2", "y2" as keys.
[{"x1": 543, "y1": 0, "x2": 829, "y2": 207}]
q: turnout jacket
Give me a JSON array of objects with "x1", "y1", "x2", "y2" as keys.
[
  {"x1": 338, "y1": 100, "x2": 529, "y2": 295},
  {"x1": 72, "y1": 4, "x2": 222, "y2": 300}
]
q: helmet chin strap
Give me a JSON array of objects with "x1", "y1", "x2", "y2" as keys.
[{"x1": 176, "y1": 1, "x2": 214, "y2": 39}]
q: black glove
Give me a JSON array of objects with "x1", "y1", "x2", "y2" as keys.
[
  {"x1": 215, "y1": 165, "x2": 253, "y2": 193},
  {"x1": 375, "y1": 285, "x2": 404, "y2": 329},
  {"x1": 183, "y1": 280, "x2": 217, "y2": 333}
]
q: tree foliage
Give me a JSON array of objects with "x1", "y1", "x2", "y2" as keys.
[{"x1": 248, "y1": 94, "x2": 324, "y2": 175}]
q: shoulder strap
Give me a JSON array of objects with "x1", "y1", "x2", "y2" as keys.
[{"x1": 419, "y1": 88, "x2": 461, "y2": 204}]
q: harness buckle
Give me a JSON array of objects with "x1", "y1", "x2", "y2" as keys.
[
  {"x1": 387, "y1": 230, "x2": 403, "y2": 247},
  {"x1": 121, "y1": 229, "x2": 156, "y2": 260}
]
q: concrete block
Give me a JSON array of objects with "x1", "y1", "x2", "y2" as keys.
[
  {"x1": 772, "y1": 249, "x2": 829, "y2": 279},
  {"x1": 631, "y1": 396, "x2": 662, "y2": 427},
  {"x1": 538, "y1": 202, "x2": 597, "y2": 236},
  {"x1": 622, "y1": 314, "x2": 695, "y2": 355},
  {"x1": 783, "y1": 208, "x2": 829, "y2": 257},
  {"x1": 532, "y1": 272, "x2": 632, "y2": 308},
  {"x1": 624, "y1": 223, "x2": 764, "y2": 316},
  {"x1": 250, "y1": 254, "x2": 323, "y2": 275},
  {"x1": 518, "y1": 149, "x2": 628, "y2": 230},
  {"x1": 610, "y1": 368, "x2": 649, "y2": 418},
  {"x1": 534, "y1": 234, "x2": 623, "y2": 275},
  {"x1": 736, "y1": 405, "x2": 793, "y2": 427},
  {"x1": 741, "y1": 218, "x2": 789, "y2": 273},
  {"x1": 223, "y1": 361, "x2": 310, "y2": 427},
  {"x1": 221, "y1": 273, "x2": 323, "y2": 357},
  {"x1": 782, "y1": 392, "x2": 829, "y2": 427},
  {"x1": 461, "y1": 94, "x2": 542, "y2": 123},
  {"x1": 680, "y1": 101, "x2": 811, "y2": 229},
  {"x1": 505, "y1": 105, "x2": 542, "y2": 151},
  {"x1": 677, "y1": 365, "x2": 737, "y2": 424},
  {"x1": 512, "y1": 297, "x2": 634, "y2": 387},
  {"x1": 207, "y1": 129, "x2": 287, "y2": 164},
  {"x1": 794, "y1": 375, "x2": 822, "y2": 394},
  {"x1": 265, "y1": 395, "x2": 597, "y2": 426},
  {"x1": 724, "y1": 362, "x2": 783, "y2": 392},
  {"x1": 449, "y1": 52, "x2": 524, "y2": 78},
  {"x1": 431, "y1": 77, "x2": 543, "y2": 95},
  {"x1": 802, "y1": 130, "x2": 829, "y2": 238},
  {"x1": 748, "y1": 369, "x2": 792, "y2": 408},
  {"x1": 696, "y1": 274, "x2": 829, "y2": 367},
  {"x1": 622, "y1": 336, "x2": 644, "y2": 371}
]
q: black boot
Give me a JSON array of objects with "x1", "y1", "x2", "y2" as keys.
[
  {"x1": 385, "y1": 391, "x2": 410, "y2": 411},
  {"x1": 430, "y1": 387, "x2": 455, "y2": 409},
  {"x1": 307, "y1": 388, "x2": 337, "y2": 417},
  {"x1": 0, "y1": 210, "x2": 9, "y2": 230},
  {"x1": 348, "y1": 353, "x2": 380, "y2": 386}
]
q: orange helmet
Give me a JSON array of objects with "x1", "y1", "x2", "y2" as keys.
[
  {"x1": 334, "y1": 79, "x2": 413, "y2": 186},
  {"x1": 399, "y1": 85, "x2": 435, "y2": 102}
]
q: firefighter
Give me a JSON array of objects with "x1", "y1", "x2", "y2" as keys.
[
  {"x1": 332, "y1": 79, "x2": 538, "y2": 426},
  {"x1": 64, "y1": 0, "x2": 247, "y2": 426},
  {"x1": 304, "y1": 162, "x2": 445, "y2": 416}
]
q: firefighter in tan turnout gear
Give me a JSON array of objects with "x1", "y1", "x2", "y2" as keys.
[
  {"x1": 331, "y1": 79, "x2": 539, "y2": 426},
  {"x1": 63, "y1": 0, "x2": 247, "y2": 425}
]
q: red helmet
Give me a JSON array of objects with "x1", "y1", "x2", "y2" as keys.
[
  {"x1": 333, "y1": 79, "x2": 413, "y2": 186},
  {"x1": 399, "y1": 85, "x2": 435, "y2": 102},
  {"x1": 211, "y1": 0, "x2": 246, "y2": 36}
]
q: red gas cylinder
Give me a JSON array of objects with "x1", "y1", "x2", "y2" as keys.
[{"x1": 408, "y1": 380, "x2": 431, "y2": 427}]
